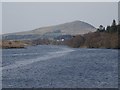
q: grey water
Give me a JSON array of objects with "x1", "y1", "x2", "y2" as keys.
[{"x1": 2, "y1": 45, "x2": 118, "y2": 88}]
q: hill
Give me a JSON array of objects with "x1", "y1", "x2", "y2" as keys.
[{"x1": 3, "y1": 20, "x2": 96, "y2": 40}]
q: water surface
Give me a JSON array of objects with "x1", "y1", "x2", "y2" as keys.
[{"x1": 2, "y1": 45, "x2": 118, "y2": 88}]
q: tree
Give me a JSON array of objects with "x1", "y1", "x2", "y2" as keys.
[
  {"x1": 109, "y1": 20, "x2": 117, "y2": 33},
  {"x1": 106, "y1": 26, "x2": 111, "y2": 33},
  {"x1": 97, "y1": 25, "x2": 105, "y2": 32},
  {"x1": 118, "y1": 21, "x2": 120, "y2": 25},
  {"x1": 117, "y1": 21, "x2": 120, "y2": 34},
  {"x1": 112, "y1": 19, "x2": 116, "y2": 26}
]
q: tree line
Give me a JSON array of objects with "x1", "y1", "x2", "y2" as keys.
[
  {"x1": 97, "y1": 20, "x2": 120, "y2": 34},
  {"x1": 65, "y1": 20, "x2": 120, "y2": 49}
]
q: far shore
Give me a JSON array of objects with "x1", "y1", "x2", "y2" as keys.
[
  {"x1": 0, "y1": 40, "x2": 28, "y2": 49},
  {"x1": 0, "y1": 40, "x2": 119, "y2": 49}
]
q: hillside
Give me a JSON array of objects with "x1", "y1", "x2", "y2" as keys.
[
  {"x1": 2, "y1": 20, "x2": 120, "y2": 49},
  {"x1": 65, "y1": 32, "x2": 119, "y2": 49},
  {"x1": 12, "y1": 20, "x2": 96, "y2": 35},
  {"x1": 65, "y1": 20, "x2": 120, "y2": 49},
  {"x1": 3, "y1": 20, "x2": 96, "y2": 40}
]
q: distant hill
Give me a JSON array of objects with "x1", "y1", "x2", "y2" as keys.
[{"x1": 3, "y1": 20, "x2": 96, "y2": 40}]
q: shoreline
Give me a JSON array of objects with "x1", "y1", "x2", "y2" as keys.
[{"x1": 1, "y1": 44, "x2": 119, "y2": 50}]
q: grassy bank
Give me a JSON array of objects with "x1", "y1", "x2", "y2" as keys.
[
  {"x1": 0, "y1": 40, "x2": 27, "y2": 49},
  {"x1": 65, "y1": 32, "x2": 119, "y2": 49}
]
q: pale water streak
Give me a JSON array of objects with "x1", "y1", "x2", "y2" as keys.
[
  {"x1": 3, "y1": 53, "x2": 39, "y2": 56},
  {"x1": 2, "y1": 48, "x2": 74, "y2": 70}
]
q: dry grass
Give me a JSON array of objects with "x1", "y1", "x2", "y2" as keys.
[{"x1": 0, "y1": 40, "x2": 26, "y2": 49}]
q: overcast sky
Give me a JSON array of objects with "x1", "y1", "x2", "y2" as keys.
[{"x1": 2, "y1": 2, "x2": 118, "y2": 34}]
